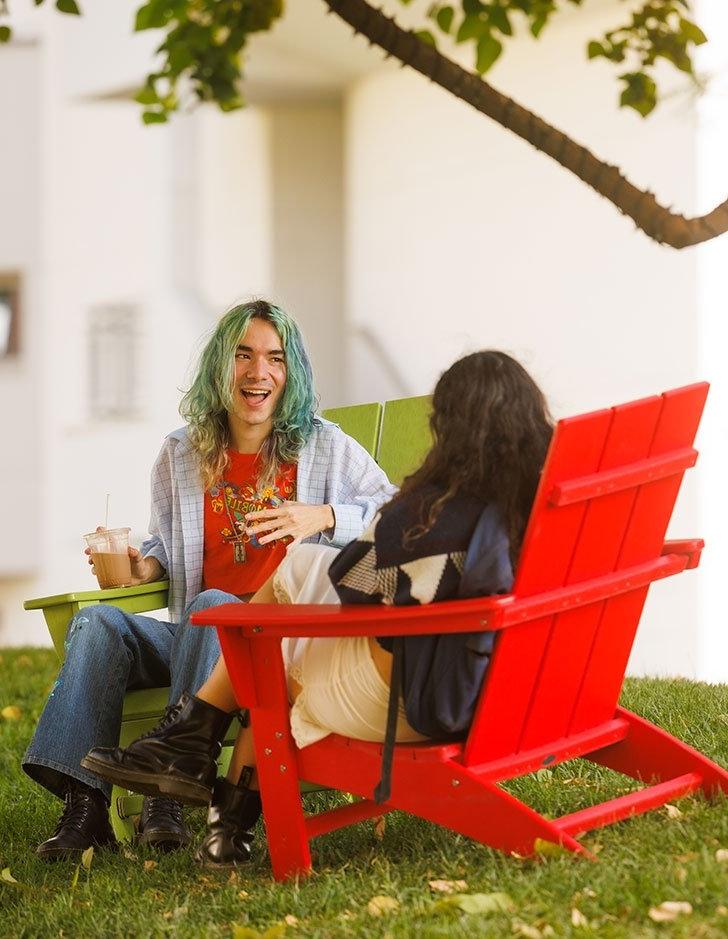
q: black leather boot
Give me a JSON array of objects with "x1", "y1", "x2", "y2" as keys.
[
  {"x1": 81, "y1": 692, "x2": 233, "y2": 806},
  {"x1": 37, "y1": 779, "x2": 116, "y2": 861},
  {"x1": 137, "y1": 795, "x2": 190, "y2": 850},
  {"x1": 195, "y1": 776, "x2": 262, "y2": 868}
]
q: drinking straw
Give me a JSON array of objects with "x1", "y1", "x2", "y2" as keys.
[{"x1": 105, "y1": 493, "x2": 110, "y2": 530}]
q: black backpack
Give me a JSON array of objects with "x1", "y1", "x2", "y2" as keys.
[{"x1": 374, "y1": 504, "x2": 513, "y2": 802}]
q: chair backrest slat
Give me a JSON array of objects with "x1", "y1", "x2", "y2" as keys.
[
  {"x1": 463, "y1": 405, "x2": 613, "y2": 765},
  {"x1": 322, "y1": 403, "x2": 383, "y2": 458},
  {"x1": 568, "y1": 383, "x2": 708, "y2": 733},
  {"x1": 517, "y1": 395, "x2": 663, "y2": 752},
  {"x1": 463, "y1": 383, "x2": 708, "y2": 767},
  {"x1": 377, "y1": 396, "x2": 432, "y2": 485}
]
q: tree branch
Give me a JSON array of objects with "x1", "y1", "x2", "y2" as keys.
[{"x1": 324, "y1": 0, "x2": 728, "y2": 249}]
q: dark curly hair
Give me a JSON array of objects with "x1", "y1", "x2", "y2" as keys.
[{"x1": 390, "y1": 350, "x2": 553, "y2": 563}]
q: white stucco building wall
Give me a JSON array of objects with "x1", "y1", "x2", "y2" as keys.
[{"x1": 0, "y1": 0, "x2": 725, "y2": 682}]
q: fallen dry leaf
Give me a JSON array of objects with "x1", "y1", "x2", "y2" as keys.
[
  {"x1": 717, "y1": 905, "x2": 728, "y2": 916},
  {"x1": 122, "y1": 848, "x2": 138, "y2": 861},
  {"x1": 675, "y1": 851, "x2": 698, "y2": 863},
  {"x1": 438, "y1": 892, "x2": 514, "y2": 915},
  {"x1": 648, "y1": 901, "x2": 693, "y2": 922},
  {"x1": 143, "y1": 860, "x2": 157, "y2": 871},
  {"x1": 81, "y1": 846, "x2": 94, "y2": 870},
  {"x1": 511, "y1": 920, "x2": 543, "y2": 938},
  {"x1": 1, "y1": 868, "x2": 19, "y2": 884},
  {"x1": 231, "y1": 927, "x2": 260, "y2": 939},
  {"x1": 367, "y1": 895, "x2": 400, "y2": 917},
  {"x1": 571, "y1": 908, "x2": 588, "y2": 928},
  {"x1": 715, "y1": 848, "x2": 728, "y2": 863},
  {"x1": 533, "y1": 838, "x2": 568, "y2": 858},
  {"x1": 373, "y1": 816, "x2": 386, "y2": 841},
  {"x1": 1, "y1": 705, "x2": 22, "y2": 721},
  {"x1": 428, "y1": 879, "x2": 468, "y2": 894},
  {"x1": 283, "y1": 914, "x2": 299, "y2": 925},
  {"x1": 238, "y1": 890, "x2": 250, "y2": 900},
  {"x1": 664, "y1": 803, "x2": 682, "y2": 819}
]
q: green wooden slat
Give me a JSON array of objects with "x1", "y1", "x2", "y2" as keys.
[
  {"x1": 377, "y1": 395, "x2": 433, "y2": 486},
  {"x1": 322, "y1": 402, "x2": 383, "y2": 458}
]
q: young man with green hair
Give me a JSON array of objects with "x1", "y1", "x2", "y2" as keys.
[{"x1": 23, "y1": 300, "x2": 396, "y2": 860}]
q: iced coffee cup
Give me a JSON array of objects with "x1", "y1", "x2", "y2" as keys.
[{"x1": 84, "y1": 527, "x2": 133, "y2": 589}]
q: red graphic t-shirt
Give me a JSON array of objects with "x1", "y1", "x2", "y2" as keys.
[{"x1": 202, "y1": 450, "x2": 297, "y2": 596}]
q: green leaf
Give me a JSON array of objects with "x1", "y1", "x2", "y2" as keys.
[
  {"x1": 456, "y1": 14, "x2": 485, "y2": 44},
  {"x1": 415, "y1": 29, "x2": 438, "y2": 48},
  {"x1": 1, "y1": 868, "x2": 18, "y2": 884},
  {"x1": 436, "y1": 6, "x2": 454, "y2": 34},
  {"x1": 587, "y1": 40, "x2": 606, "y2": 60},
  {"x1": 437, "y1": 892, "x2": 515, "y2": 915},
  {"x1": 679, "y1": 17, "x2": 707, "y2": 47},
  {"x1": 69, "y1": 864, "x2": 80, "y2": 891},
  {"x1": 134, "y1": 83, "x2": 160, "y2": 105},
  {"x1": 0, "y1": 26, "x2": 11, "y2": 43},
  {"x1": 476, "y1": 33, "x2": 502, "y2": 73},
  {"x1": 142, "y1": 110, "x2": 169, "y2": 124},
  {"x1": 530, "y1": 13, "x2": 547, "y2": 38},
  {"x1": 56, "y1": 0, "x2": 81, "y2": 14},
  {"x1": 619, "y1": 71, "x2": 657, "y2": 117},
  {"x1": 489, "y1": 5, "x2": 512, "y2": 37},
  {"x1": 135, "y1": 2, "x2": 173, "y2": 31}
]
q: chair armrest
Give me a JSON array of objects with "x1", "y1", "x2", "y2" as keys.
[
  {"x1": 24, "y1": 582, "x2": 170, "y2": 662},
  {"x1": 191, "y1": 594, "x2": 513, "y2": 639},
  {"x1": 661, "y1": 539, "x2": 704, "y2": 570}
]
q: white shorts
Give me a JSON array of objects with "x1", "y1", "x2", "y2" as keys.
[{"x1": 274, "y1": 543, "x2": 427, "y2": 749}]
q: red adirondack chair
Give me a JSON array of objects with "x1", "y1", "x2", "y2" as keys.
[{"x1": 192, "y1": 383, "x2": 728, "y2": 881}]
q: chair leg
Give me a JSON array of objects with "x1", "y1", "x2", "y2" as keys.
[
  {"x1": 386, "y1": 759, "x2": 591, "y2": 859},
  {"x1": 253, "y1": 718, "x2": 312, "y2": 881},
  {"x1": 110, "y1": 785, "x2": 139, "y2": 843},
  {"x1": 586, "y1": 706, "x2": 728, "y2": 797}
]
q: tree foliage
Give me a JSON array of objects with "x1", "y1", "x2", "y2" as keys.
[
  {"x1": 1, "y1": 0, "x2": 725, "y2": 248},
  {"x1": 0, "y1": 1, "x2": 707, "y2": 123}
]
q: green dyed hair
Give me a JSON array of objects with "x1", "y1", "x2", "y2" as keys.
[{"x1": 180, "y1": 300, "x2": 317, "y2": 490}]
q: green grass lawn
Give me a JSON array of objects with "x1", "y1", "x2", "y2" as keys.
[{"x1": 1, "y1": 646, "x2": 727, "y2": 938}]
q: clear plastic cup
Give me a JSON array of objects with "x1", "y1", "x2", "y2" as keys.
[{"x1": 83, "y1": 527, "x2": 133, "y2": 589}]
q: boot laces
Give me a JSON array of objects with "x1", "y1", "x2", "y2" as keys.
[
  {"x1": 53, "y1": 786, "x2": 96, "y2": 835},
  {"x1": 145, "y1": 795, "x2": 184, "y2": 825},
  {"x1": 138, "y1": 701, "x2": 184, "y2": 740}
]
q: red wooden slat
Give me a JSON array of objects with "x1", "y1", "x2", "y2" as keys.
[
  {"x1": 519, "y1": 395, "x2": 663, "y2": 751},
  {"x1": 550, "y1": 447, "x2": 697, "y2": 506},
  {"x1": 569, "y1": 383, "x2": 709, "y2": 733},
  {"x1": 554, "y1": 773, "x2": 702, "y2": 837},
  {"x1": 463, "y1": 407, "x2": 613, "y2": 765}
]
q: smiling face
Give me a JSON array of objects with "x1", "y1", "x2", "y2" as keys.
[{"x1": 227, "y1": 317, "x2": 287, "y2": 451}]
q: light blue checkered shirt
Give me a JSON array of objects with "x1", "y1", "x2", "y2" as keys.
[{"x1": 140, "y1": 419, "x2": 397, "y2": 621}]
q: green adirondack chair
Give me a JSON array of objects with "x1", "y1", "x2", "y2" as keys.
[{"x1": 24, "y1": 398, "x2": 434, "y2": 839}]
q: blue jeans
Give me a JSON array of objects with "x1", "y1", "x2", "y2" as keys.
[{"x1": 22, "y1": 589, "x2": 239, "y2": 800}]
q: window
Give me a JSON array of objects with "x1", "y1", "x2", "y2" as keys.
[
  {"x1": 88, "y1": 304, "x2": 139, "y2": 420},
  {"x1": 0, "y1": 273, "x2": 20, "y2": 357}
]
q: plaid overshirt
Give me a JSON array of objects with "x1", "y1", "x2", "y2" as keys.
[{"x1": 140, "y1": 419, "x2": 397, "y2": 621}]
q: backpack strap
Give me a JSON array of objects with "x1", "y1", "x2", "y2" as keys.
[{"x1": 373, "y1": 636, "x2": 403, "y2": 804}]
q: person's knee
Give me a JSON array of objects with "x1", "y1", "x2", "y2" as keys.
[
  {"x1": 184, "y1": 588, "x2": 238, "y2": 617},
  {"x1": 64, "y1": 604, "x2": 130, "y2": 655}
]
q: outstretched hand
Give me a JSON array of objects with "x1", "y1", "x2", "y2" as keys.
[{"x1": 245, "y1": 502, "x2": 335, "y2": 548}]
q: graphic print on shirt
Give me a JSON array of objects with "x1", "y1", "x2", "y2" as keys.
[{"x1": 209, "y1": 467, "x2": 296, "y2": 554}]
